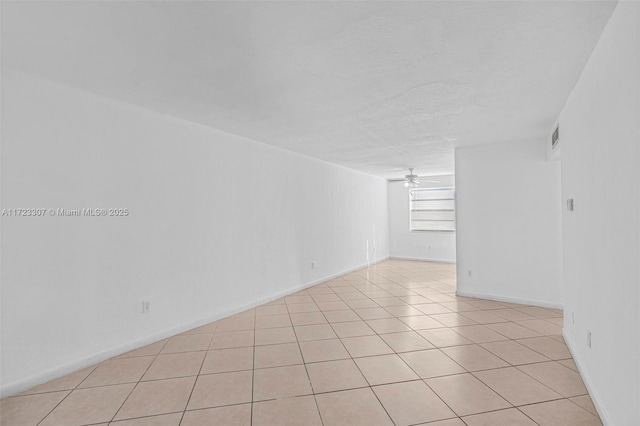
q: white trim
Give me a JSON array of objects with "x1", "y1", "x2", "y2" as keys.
[
  {"x1": 390, "y1": 256, "x2": 456, "y2": 264},
  {"x1": 562, "y1": 329, "x2": 613, "y2": 425},
  {"x1": 0, "y1": 256, "x2": 388, "y2": 398},
  {"x1": 456, "y1": 289, "x2": 563, "y2": 310}
]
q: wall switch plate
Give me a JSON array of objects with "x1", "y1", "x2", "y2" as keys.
[
  {"x1": 467, "y1": 270, "x2": 472, "y2": 277},
  {"x1": 572, "y1": 312, "x2": 575, "y2": 325},
  {"x1": 311, "y1": 261, "x2": 317, "y2": 269},
  {"x1": 587, "y1": 329, "x2": 592, "y2": 348},
  {"x1": 567, "y1": 199, "x2": 574, "y2": 211},
  {"x1": 142, "y1": 300, "x2": 150, "y2": 314}
]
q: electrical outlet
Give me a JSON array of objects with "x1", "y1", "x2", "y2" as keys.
[
  {"x1": 467, "y1": 270, "x2": 472, "y2": 277},
  {"x1": 567, "y1": 199, "x2": 575, "y2": 211},
  {"x1": 587, "y1": 329, "x2": 592, "y2": 348},
  {"x1": 141, "y1": 300, "x2": 151, "y2": 314},
  {"x1": 311, "y1": 261, "x2": 316, "y2": 269}
]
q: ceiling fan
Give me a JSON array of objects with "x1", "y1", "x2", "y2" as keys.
[{"x1": 388, "y1": 168, "x2": 440, "y2": 188}]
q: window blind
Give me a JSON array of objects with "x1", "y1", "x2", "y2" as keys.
[{"x1": 409, "y1": 187, "x2": 456, "y2": 232}]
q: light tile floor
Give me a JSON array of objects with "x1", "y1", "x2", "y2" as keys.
[{"x1": 1, "y1": 260, "x2": 602, "y2": 425}]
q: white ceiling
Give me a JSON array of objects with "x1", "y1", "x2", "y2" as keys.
[{"x1": 2, "y1": 1, "x2": 616, "y2": 178}]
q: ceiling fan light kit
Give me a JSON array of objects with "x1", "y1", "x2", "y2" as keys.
[{"x1": 403, "y1": 168, "x2": 420, "y2": 188}]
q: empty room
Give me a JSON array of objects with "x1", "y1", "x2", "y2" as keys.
[{"x1": 1, "y1": 1, "x2": 638, "y2": 425}]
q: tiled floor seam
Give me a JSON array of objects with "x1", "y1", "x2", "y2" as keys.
[
  {"x1": 108, "y1": 338, "x2": 170, "y2": 425},
  {"x1": 295, "y1": 295, "x2": 332, "y2": 426},
  {"x1": 247, "y1": 309, "x2": 256, "y2": 426},
  {"x1": 107, "y1": 410, "x2": 184, "y2": 425},
  {"x1": 33, "y1": 392, "x2": 72, "y2": 426},
  {"x1": 177, "y1": 332, "x2": 215, "y2": 425},
  {"x1": 31, "y1": 363, "x2": 103, "y2": 425},
  {"x1": 284, "y1": 300, "x2": 322, "y2": 424}
]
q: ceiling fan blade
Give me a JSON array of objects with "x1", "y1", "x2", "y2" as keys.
[
  {"x1": 388, "y1": 167, "x2": 442, "y2": 183},
  {"x1": 387, "y1": 177, "x2": 441, "y2": 183}
]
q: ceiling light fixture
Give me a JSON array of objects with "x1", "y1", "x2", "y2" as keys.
[{"x1": 403, "y1": 168, "x2": 420, "y2": 188}]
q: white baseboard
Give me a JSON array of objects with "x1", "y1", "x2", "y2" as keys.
[
  {"x1": 1, "y1": 306, "x2": 249, "y2": 398},
  {"x1": 389, "y1": 256, "x2": 456, "y2": 264},
  {"x1": 456, "y1": 289, "x2": 563, "y2": 310},
  {"x1": 293, "y1": 256, "x2": 390, "y2": 290},
  {"x1": 562, "y1": 329, "x2": 613, "y2": 425},
  {"x1": 0, "y1": 256, "x2": 389, "y2": 398}
]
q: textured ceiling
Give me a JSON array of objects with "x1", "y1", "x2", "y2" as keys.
[{"x1": 1, "y1": 1, "x2": 616, "y2": 178}]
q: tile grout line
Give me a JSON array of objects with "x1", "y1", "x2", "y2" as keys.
[
  {"x1": 106, "y1": 338, "x2": 170, "y2": 425},
  {"x1": 249, "y1": 308, "x2": 256, "y2": 426},
  {"x1": 364, "y1": 315, "x2": 465, "y2": 423},
  {"x1": 177, "y1": 330, "x2": 216, "y2": 425},
  {"x1": 319, "y1": 269, "x2": 572, "y2": 423},
  {"x1": 285, "y1": 293, "x2": 326, "y2": 426},
  {"x1": 32, "y1": 360, "x2": 104, "y2": 425},
  {"x1": 327, "y1": 270, "x2": 458, "y2": 425}
]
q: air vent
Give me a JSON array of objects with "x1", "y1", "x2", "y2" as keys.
[{"x1": 551, "y1": 124, "x2": 559, "y2": 150}]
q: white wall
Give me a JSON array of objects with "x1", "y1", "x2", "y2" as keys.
[
  {"x1": 388, "y1": 175, "x2": 456, "y2": 263},
  {"x1": 0, "y1": 69, "x2": 390, "y2": 396},
  {"x1": 557, "y1": 2, "x2": 640, "y2": 424},
  {"x1": 455, "y1": 140, "x2": 563, "y2": 308}
]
